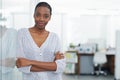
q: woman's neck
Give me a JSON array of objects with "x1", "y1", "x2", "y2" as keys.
[{"x1": 30, "y1": 26, "x2": 47, "y2": 33}]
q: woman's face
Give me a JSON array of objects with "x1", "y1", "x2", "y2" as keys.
[{"x1": 34, "y1": 6, "x2": 51, "y2": 30}]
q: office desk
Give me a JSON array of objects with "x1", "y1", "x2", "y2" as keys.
[
  {"x1": 106, "y1": 51, "x2": 115, "y2": 74},
  {"x1": 77, "y1": 52, "x2": 115, "y2": 75},
  {"x1": 77, "y1": 53, "x2": 94, "y2": 75},
  {"x1": 106, "y1": 54, "x2": 115, "y2": 74}
]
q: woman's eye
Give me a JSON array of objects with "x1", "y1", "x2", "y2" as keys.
[
  {"x1": 44, "y1": 15, "x2": 49, "y2": 18},
  {"x1": 34, "y1": 13, "x2": 39, "y2": 17}
]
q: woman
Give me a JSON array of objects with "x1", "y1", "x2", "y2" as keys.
[{"x1": 16, "y1": 2, "x2": 66, "y2": 80}]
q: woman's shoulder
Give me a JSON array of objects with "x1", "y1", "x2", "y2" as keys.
[
  {"x1": 17, "y1": 28, "x2": 29, "y2": 39},
  {"x1": 50, "y1": 32, "x2": 59, "y2": 37},
  {"x1": 49, "y1": 32, "x2": 60, "y2": 40}
]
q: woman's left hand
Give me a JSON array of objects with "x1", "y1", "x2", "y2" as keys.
[{"x1": 54, "y1": 51, "x2": 64, "y2": 61}]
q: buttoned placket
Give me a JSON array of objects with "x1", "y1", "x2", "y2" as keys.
[{"x1": 39, "y1": 50, "x2": 42, "y2": 56}]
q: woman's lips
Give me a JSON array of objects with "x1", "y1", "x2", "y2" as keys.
[{"x1": 38, "y1": 22, "x2": 44, "y2": 26}]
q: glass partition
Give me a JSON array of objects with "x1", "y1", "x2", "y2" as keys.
[
  {"x1": 0, "y1": 0, "x2": 2, "y2": 79},
  {"x1": 0, "y1": 0, "x2": 18, "y2": 79},
  {"x1": 0, "y1": 0, "x2": 26, "y2": 80}
]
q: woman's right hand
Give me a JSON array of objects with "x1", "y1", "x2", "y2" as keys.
[{"x1": 16, "y1": 58, "x2": 32, "y2": 68}]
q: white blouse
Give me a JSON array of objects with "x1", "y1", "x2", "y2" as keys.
[{"x1": 17, "y1": 28, "x2": 66, "y2": 80}]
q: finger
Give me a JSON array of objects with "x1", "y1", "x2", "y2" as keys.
[
  {"x1": 16, "y1": 59, "x2": 21, "y2": 68},
  {"x1": 61, "y1": 55, "x2": 64, "y2": 58},
  {"x1": 16, "y1": 63, "x2": 20, "y2": 68},
  {"x1": 60, "y1": 54, "x2": 64, "y2": 56},
  {"x1": 56, "y1": 51, "x2": 61, "y2": 54}
]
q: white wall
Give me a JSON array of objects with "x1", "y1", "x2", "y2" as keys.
[
  {"x1": 63, "y1": 14, "x2": 120, "y2": 50},
  {"x1": 2, "y1": 0, "x2": 120, "y2": 48},
  {"x1": 11, "y1": 13, "x2": 31, "y2": 30}
]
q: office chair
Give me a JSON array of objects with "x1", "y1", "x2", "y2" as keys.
[{"x1": 93, "y1": 51, "x2": 107, "y2": 76}]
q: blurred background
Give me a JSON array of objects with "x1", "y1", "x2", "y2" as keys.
[{"x1": 1, "y1": 0, "x2": 120, "y2": 80}]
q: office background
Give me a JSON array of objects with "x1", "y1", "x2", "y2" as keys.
[{"x1": 1, "y1": 0, "x2": 120, "y2": 80}]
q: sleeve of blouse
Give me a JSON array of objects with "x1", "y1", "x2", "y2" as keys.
[
  {"x1": 16, "y1": 30, "x2": 31, "y2": 73},
  {"x1": 54, "y1": 34, "x2": 66, "y2": 73}
]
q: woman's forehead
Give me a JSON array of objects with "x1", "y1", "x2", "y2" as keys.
[{"x1": 35, "y1": 7, "x2": 50, "y2": 14}]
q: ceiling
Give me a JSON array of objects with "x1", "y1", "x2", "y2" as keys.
[
  {"x1": 1, "y1": 0, "x2": 120, "y2": 13},
  {"x1": 1, "y1": 0, "x2": 120, "y2": 9}
]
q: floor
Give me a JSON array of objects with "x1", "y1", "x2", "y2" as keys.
[{"x1": 62, "y1": 74, "x2": 114, "y2": 80}]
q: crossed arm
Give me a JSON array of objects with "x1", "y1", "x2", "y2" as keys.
[{"x1": 16, "y1": 52, "x2": 64, "y2": 72}]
